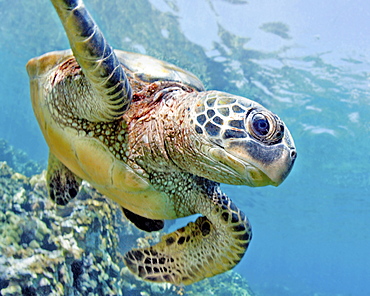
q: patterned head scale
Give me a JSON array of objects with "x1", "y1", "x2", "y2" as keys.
[{"x1": 190, "y1": 91, "x2": 296, "y2": 186}]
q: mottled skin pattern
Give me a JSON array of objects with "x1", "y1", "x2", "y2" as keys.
[{"x1": 27, "y1": 0, "x2": 296, "y2": 286}]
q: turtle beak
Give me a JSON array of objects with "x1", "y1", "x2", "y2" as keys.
[{"x1": 223, "y1": 135, "x2": 297, "y2": 187}]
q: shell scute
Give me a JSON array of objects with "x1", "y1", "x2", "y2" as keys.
[{"x1": 115, "y1": 50, "x2": 205, "y2": 91}]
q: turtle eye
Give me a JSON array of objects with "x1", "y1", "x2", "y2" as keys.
[
  {"x1": 252, "y1": 113, "x2": 270, "y2": 136},
  {"x1": 247, "y1": 109, "x2": 284, "y2": 144}
]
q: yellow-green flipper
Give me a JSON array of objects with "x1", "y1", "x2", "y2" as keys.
[
  {"x1": 50, "y1": 0, "x2": 132, "y2": 121},
  {"x1": 124, "y1": 180, "x2": 251, "y2": 285}
]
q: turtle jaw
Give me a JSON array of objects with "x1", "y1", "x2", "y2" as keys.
[
  {"x1": 209, "y1": 147, "x2": 275, "y2": 186},
  {"x1": 209, "y1": 137, "x2": 296, "y2": 187},
  {"x1": 228, "y1": 138, "x2": 296, "y2": 187}
]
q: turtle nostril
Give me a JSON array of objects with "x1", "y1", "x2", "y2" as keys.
[{"x1": 290, "y1": 150, "x2": 297, "y2": 159}]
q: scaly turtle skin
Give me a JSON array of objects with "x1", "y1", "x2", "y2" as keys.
[{"x1": 27, "y1": 0, "x2": 297, "y2": 286}]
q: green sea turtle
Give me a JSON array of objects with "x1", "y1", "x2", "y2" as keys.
[{"x1": 27, "y1": 0, "x2": 296, "y2": 286}]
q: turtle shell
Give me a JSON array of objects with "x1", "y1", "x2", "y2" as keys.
[
  {"x1": 115, "y1": 50, "x2": 205, "y2": 91},
  {"x1": 27, "y1": 49, "x2": 197, "y2": 220}
]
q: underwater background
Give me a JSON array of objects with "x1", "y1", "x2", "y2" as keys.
[{"x1": 0, "y1": 0, "x2": 369, "y2": 295}]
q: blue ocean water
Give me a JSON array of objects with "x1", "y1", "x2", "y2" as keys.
[{"x1": 1, "y1": 0, "x2": 369, "y2": 295}]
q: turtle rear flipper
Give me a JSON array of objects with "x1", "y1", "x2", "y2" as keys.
[
  {"x1": 122, "y1": 207, "x2": 164, "y2": 232},
  {"x1": 51, "y1": 0, "x2": 132, "y2": 121},
  {"x1": 123, "y1": 188, "x2": 251, "y2": 285},
  {"x1": 47, "y1": 152, "x2": 82, "y2": 205}
]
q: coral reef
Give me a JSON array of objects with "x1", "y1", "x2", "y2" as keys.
[
  {"x1": 0, "y1": 161, "x2": 255, "y2": 296},
  {"x1": 0, "y1": 140, "x2": 43, "y2": 177}
]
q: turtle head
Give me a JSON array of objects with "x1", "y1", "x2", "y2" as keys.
[{"x1": 189, "y1": 91, "x2": 296, "y2": 187}]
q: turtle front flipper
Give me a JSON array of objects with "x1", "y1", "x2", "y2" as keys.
[
  {"x1": 50, "y1": 0, "x2": 132, "y2": 120},
  {"x1": 123, "y1": 186, "x2": 251, "y2": 285},
  {"x1": 47, "y1": 152, "x2": 82, "y2": 205}
]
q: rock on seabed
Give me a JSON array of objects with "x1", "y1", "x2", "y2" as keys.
[{"x1": 0, "y1": 161, "x2": 255, "y2": 296}]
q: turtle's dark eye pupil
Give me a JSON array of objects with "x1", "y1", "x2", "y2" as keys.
[{"x1": 252, "y1": 114, "x2": 269, "y2": 136}]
